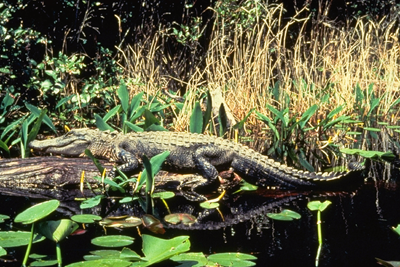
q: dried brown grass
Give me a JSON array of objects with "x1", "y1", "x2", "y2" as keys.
[{"x1": 117, "y1": 3, "x2": 400, "y2": 131}]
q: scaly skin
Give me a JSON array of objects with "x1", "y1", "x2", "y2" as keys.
[{"x1": 29, "y1": 128, "x2": 364, "y2": 189}]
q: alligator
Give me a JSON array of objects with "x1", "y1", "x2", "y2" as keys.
[{"x1": 28, "y1": 128, "x2": 364, "y2": 192}]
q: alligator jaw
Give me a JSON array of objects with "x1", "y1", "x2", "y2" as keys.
[{"x1": 28, "y1": 138, "x2": 90, "y2": 156}]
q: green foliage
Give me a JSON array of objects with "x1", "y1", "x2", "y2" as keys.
[{"x1": 267, "y1": 209, "x2": 302, "y2": 221}]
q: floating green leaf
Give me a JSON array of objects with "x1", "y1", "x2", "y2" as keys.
[
  {"x1": 200, "y1": 202, "x2": 219, "y2": 209},
  {"x1": 71, "y1": 215, "x2": 102, "y2": 224},
  {"x1": 66, "y1": 259, "x2": 132, "y2": 267},
  {"x1": 170, "y1": 252, "x2": 209, "y2": 266},
  {"x1": 151, "y1": 191, "x2": 175, "y2": 199},
  {"x1": 80, "y1": 195, "x2": 105, "y2": 209},
  {"x1": 267, "y1": 209, "x2": 302, "y2": 221},
  {"x1": 14, "y1": 200, "x2": 60, "y2": 224},
  {"x1": 164, "y1": 214, "x2": 197, "y2": 225},
  {"x1": 0, "y1": 231, "x2": 45, "y2": 248},
  {"x1": 91, "y1": 235, "x2": 134, "y2": 248},
  {"x1": 307, "y1": 200, "x2": 331, "y2": 212},
  {"x1": 340, "y1": 148, "x2": 395, "y2": 162},
  {"x1": 207, "y1": 252, "x2": 257, "y2": 266},
  {"x1": 0, "y1": 246, "x2": 6, "y2": 257},
  {"x1": 0, "y1": 214, "x2": 10, "y2": 223},
  {"x1": 136, "y1": 234, "x2": 190, "y2": 266}
]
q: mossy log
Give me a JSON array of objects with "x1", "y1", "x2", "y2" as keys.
[{"x1": 0, "y1": 157, "x2": 194, "y2": 201}]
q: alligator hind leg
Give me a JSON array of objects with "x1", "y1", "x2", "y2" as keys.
[{"x1": 192, "y1": 145, "x2": 233, "y2": 187}]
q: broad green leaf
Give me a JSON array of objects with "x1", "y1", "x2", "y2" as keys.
[
  {"x1": 298, "y1": 149, "x2": 314, "y2": 172},
  {"x1": 307, "y1": 200, "x2": 331, "y2": 212},
  {"x1": 151, "y1": 191, "x2": 175, "y2": 199},
  {"x1": 190, "y1": 101, "x2": 203, "y2": 134},
  {"x1": 94, "y1": 114, "x2": 114, "y2": 131},
  {"x1": 233, "y1": 108, "x2": 255, "y2": 130},
  {"x1": 139, "y1": 234, "x2": 190, "y2": 265},
  {"x1": 266, "y1": 104, "x2": 287, "y2": 127},
  {"x1": 15, "y1": 200, "x2": 60, "y2": 224},
  {"x1": 66, "y1": 259, "x2": 132, "y2": 267},
  {"x1": 143, "y1": 109, "x2": 160, "y2": 130},
  {"x1": 0, "y1": 246, "x2": 6, "y2": 257},
  {"x1": 0, "y1": 140, "x2": 9, "y2": 154},
  {"x1": 207, "y1": 252, "x2": 257, "y2": 266},
  {"x1": 256, "y1": 111, "x2": 280, "y2": 140},
  {"x1": 200, "y1": 202, "x2": 219, "y2": 209},
  {"x1": 120, "y1": 247, "x2": 141, "y2": 260},
  {"x1": 298, "y1": 104, "x2": 318, "y2": 128},
  {"x1": 267, "y1": 209, "x2": 302, "y2": 221},
  {"x1": 71, "y1": 214, "x2": 102, "y2": 224},
  {"x1": 139, "y1": 151, "x2": 170, "y2": 190},
  {"x1": 340, "y1": 148, "x2": 395, "y2": 162},
  {"x1": 117, "y1": 82, "x2": 129, "y2": 113},
  {"x1": 25, "y1": 103, "x2": 56, "y2": 133},
  {"x1": 103, "y1": 105, "x2": 121, "y2": 122},
  {"x1": 170, "y1": 252, "x2": 208, "y2": 266},
  {"x1": 80, "y1": 195, "x2": 105, "y2": 209},
  {"x1": 55, "y1": 94, "x2": 75, "y2": 109},
  {"x1": 36, "y1": 219, "x2": 79, "y2": 243},
  {"x1": 124, "y1": 121, "x2": 143, "y2": 132},
  {"x1": 0, "y1": 231, "x2": 45, "y2": 248},
  {"x1": 83, "y1": 250, "x2": 121, "y2": 260},
  {"x1": 119, "y1": 196, "x2": 139, "y2": 204},
  {"x1": 164, "y1": 214, "x2": 197, "y2": 225},
  {"x1": 0, "y1": 214, "x2": 10, "y2": 222},
  {"x1": 91, "y1": 235, "x2": 134, "y2": 248},
  {"x1": 218, "y1": 104, "x2": 228, "y2": 137},
  {"x1": 128, "y1": 92, "x2": 144, "y2": 120}
]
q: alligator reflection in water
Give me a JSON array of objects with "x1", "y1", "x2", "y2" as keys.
[{"x1": 1, "y1": 179, "x2": 400, "y2": 266}]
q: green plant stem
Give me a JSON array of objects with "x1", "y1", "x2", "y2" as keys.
[
  {"x1": 315, "y1": 210, "x2": 322, "y2": 267},
  {"x1": 56, "y1": 242, "x2": 62, "y2": 267},
  {"x1": 22, "y1": 223, "x2": 35, "y2": 267}
]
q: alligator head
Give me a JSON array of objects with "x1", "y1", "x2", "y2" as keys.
[{"x1": 28, "y1": 128, "x2": 101, "y2": 156}]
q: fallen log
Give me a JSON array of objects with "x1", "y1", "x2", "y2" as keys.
[
  {"x1": 0, "y1": 156, "x2": 114, "y2": 200},
  {"x1": 0, "y1": 156, "x2": 217, "y2": 201}
]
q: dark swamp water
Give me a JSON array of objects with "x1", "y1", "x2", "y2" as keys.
[{"x1": 1, "y1": 162, "x2": 400, "y2": 267}]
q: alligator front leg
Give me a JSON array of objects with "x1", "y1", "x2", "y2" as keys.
[{"x1": 115, "y1": 148, "x2": 141, "y2": 173}]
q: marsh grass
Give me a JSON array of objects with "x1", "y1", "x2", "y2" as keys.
[{"x1": 115, "y1": 3, "x2": 400, "y2": 133}]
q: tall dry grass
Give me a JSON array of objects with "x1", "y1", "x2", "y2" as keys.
[{"x1": 117, "y1": 3, "x2": 400, "y2": 131}]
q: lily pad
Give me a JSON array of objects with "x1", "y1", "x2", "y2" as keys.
[
  {"x1": 14, "y1": 200, "x2": 60, "y2": 224},
  {"x1": 0, "y1": 246, "x2": 6, "y2": 257},
  {"x1": 0, "y1": 231, "x2": 45, "y2": 248},
  {"x1": 71, "y1": 214, "x2": 102, "y2": 224},
  {"x1": 164, "y1": 213, "x2": 197, "y2": 225},
  {"x1": 207, "y1": 252, "x2": 257, "y2": 266},
  {"x1": 200, "y1": 202, "x2": 219, "y2": 209},
  {"x1": 267, "y1": 209, "x2": 301, "y2": 221},
  {"x1": 91, "y1": 235, "x2": 134, "y2": 248},
  {"x1": 142, "y1": 215, "x2": 165, "y2": 234},
  {"x1": 100, "y1": 216, "x2": 142, "y2": 228},
  {"x1": 307, "y1": 200, "x2": 331, "y2": 212},
  {"x1": 151, "y1": 191, "x2": 175, "y2": 199},
  {"x1": 170, "y1": 252, "x2": 208, "y2": 266},
  {"x1": 137, "y1": 234, "x2": 190, "y2": 266},
  {"x1": 83, "y1": 250, "x2": 121, "y2": 260},
  {"x1": 0, "y1": 214, "x2": 10, "y2": 223},
  {"x1": 80, "y1": 195, "x2": 105, "y2": 209},
  {"x1": 65, "y1": 259, "x2": 132, "y2": 267}
]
